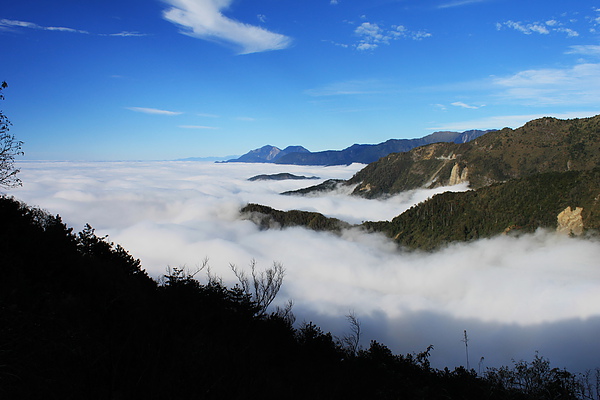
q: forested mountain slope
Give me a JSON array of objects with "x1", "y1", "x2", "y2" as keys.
[
  {"x1": 348, "y1": 115, "x2": 600, "y2": 198},
  {"x1": 363, "y1": 168, "x2": 600, "y2": 250},
  {"x1": 242, "y1": 168, "x2": 600, "y2": 250},
  {"x1": 241, "y1": 203, "x2": 352, "y2": 232}
]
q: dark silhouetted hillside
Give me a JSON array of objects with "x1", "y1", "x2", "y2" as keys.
[{"x1": 1, "y1": 195, "x2": 592, "y2": 399}]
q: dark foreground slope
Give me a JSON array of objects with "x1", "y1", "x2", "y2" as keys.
[
  {"x1": 348, "y1": 115, "x2": 600, "y2": 198},
  {"x1": 1, "y1": 195, "x2": 590, "y2": 399}
]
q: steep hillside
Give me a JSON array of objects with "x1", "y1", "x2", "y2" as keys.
[
  {"x1": 244, "y1": 168, "x2": 600, "y2": 250},
  {"x1": 348, "y1": 115, "x2": 600, "y2": 198},
  {"x1": 363, "y1": 168, "x2": 600, "y2": 250}
]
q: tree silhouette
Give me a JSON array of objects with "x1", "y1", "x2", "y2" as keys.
[
  {"x1": 230, "y1": 259, "x2": 285, "y2": 316},
  {"x1": 1, "y1": 194, "x2": 596, "y2": 399},
  {"x1": 0, "y1": 82, "x2": 23, "y2": 189}
]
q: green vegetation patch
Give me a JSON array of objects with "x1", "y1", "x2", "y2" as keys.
[
  {"x1": 363, "y1": 169, "x2": 600, "y2": 250},
  {"x1": 241, "y1": 203, "x2": 352, "y2": 232}
]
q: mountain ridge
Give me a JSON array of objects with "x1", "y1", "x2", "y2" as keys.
[
  {"x1": 346, "y1": 115, "x2": 600, "y2": 198},
  {"x1": 241, "y1": 168, "x2": 600, "y2": 250},
  {"x1": 242, "y1": 114, "x2": 600, "y2": 249},
  {"x1": 224, "y1": 145, "x2": 310, "y2": 163},
  {"x1": 224, "y1": 129, "x2": 493, "y2": 166}
]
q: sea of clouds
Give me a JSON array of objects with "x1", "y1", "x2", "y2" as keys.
[{"x1": 10, "y1": 160, "x2": 600, "y2": 373}]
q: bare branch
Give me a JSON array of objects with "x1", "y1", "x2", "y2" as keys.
[
  {"x1": 341, "y1": 311, "x2": 361, "y2": 356},
  {"x1": 231, "y1": 259, "x2": 285, "y2": 316},
  {"x1": 0, "y1": 82, "x2": 23, "y2": 189}
]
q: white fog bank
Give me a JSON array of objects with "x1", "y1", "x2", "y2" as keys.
[{"x1": 10, "y1": 161, "x2": 600, "y2": 373}]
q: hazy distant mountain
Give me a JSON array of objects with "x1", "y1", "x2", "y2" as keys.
[
  {"x1": 225, "y1": 145, "x2": 310, "y2": 163},
  {"x1": 224, "y1": 130, "x2": 492, "y2": 166},
  {"x1": 275, "y1": 130, "x2": 493, "y2": 166}
]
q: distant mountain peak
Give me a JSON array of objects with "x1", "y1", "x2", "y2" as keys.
[
  {"x1": 225, "y1": 145, "x2": 310, "y2": 163},
  {"x1": 224, "y1": 130, "x2": 493, "y2": 166}
]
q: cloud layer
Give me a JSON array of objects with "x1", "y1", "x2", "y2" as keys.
[
  {"x1": 12, "y1": 161, "x2": 600, "y2": 372},
  {"x1": 162, "y1": 0, "x2": 292, "y2": 54}
]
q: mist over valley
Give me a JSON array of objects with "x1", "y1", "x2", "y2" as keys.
[{"x1": 12, "y1": 159, "x2": 600, "y2": 374}]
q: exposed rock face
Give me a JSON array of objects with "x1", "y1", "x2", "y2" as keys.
[
  {"x1": 358, "y1": 183, "x2": 373, "y2": 193},
  {"x1": 556, "y1": 206, "x2": 584, "y2": 236},
  {"x1": 448, "y1": 163, "x2": 469, "y2": 186}
]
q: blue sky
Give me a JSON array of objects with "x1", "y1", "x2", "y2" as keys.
[{"x1": 2, "y1": 0, "x2": 600, "y2": 160}]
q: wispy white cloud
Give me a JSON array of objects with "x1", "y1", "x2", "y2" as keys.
[
  {"x1": 105, "y1": 31, "x2": 148, "y2": 37},
  {"x1": 586, "y1": 8, "x2": 600, "y2": 31},
  {"x1": 496, "y1": 20, "x2": 549, "y2": 35},
  {"x1": 0, "y1": 18, "x2": 147, "y2": 37},
  {"x1": 451, "y1": 101, "x2": 482, "y2": 109},
  {"x1": 126, "y1": 107, "x2": 184, "y2": 116},
  {"x1": 428, "y1": 111, "x2": 600, "y2": 131},
  {"x1": 353, "y1": 22, "x2": 431, "y2": 51},
  {"x1": 556, "y1": 27, "x2": 579, "y2": 37},
  {"x1": 0, "y1": 18, "x2": 90, "y2": 34},
  {"x1": 330, "y1": 0, "x2": 339, "y2": 4},
  {"x1": 179, "y1": 125, "x2": 219, "y2": 129},
  {"x1": 496, "y1": 19, "x2": 579, "y2": 37},
  {"x1": 438, "y1": 0, "x2": 488, "y2": 9},
  {"x1": 304, "y1": 80, "x2": 386, "y2": 96},
  {"x1": 162, "y1": 0, "x2": 292, "y2": 54},
  {"x1": 493, "y1": 63, "x2": 600, "y2": 105},
  {"x1": 566, "y1": 44, "x2": 600, "y2": 57}
]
